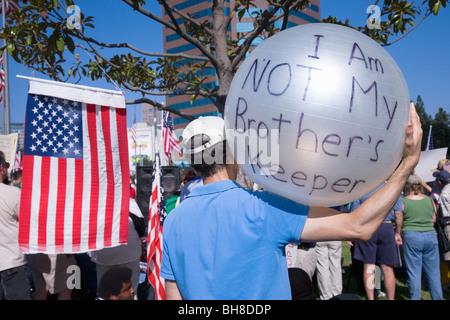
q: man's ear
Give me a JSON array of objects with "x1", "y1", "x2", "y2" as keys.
[{"x1": 109, "y1": 295, "x2": 119, "y2": 300}]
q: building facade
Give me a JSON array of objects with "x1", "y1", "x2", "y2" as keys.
[
  {"x1": 161, "y1": 0, "x2": 321, "y2": 130},
  {"x1": 142, "y1": 103, "x2": 163, "y2": 126}
]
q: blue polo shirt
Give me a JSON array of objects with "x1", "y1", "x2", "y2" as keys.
[{"x1": 160, "y1": 180, "x2": 309, "y2": 300}]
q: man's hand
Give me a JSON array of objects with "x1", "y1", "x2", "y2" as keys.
[
  {"x1": 301, "y1": 102, "x2": 424, "y2": 243},
  {"x1": 402, "y1": 102, "x2": 423, "y2": 170}
]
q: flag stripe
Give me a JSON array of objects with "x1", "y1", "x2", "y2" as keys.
[
  {"x1": 116, "y1": 107, "x2": 130, "y2": 243},
  {"x1": 72, "y1": 158, "x2": 84, "y2": 252},
  {"x1": 94, "y1": 105, "x2": 107, "y2": 249},
  {"x1": 0, "y1": 0, "x2": 19, "y2": 15},
  {"x1": 149, "y1": 226, "x2": 165, "y2": 299},
  {"x1": 63, "y1": 158, "x2": 75, "y2": 252},
  {"x1": 0, "y1": 58, "x2": 4, "y2": 103},
  {"x1": 18, "y1": 155, "x2": 34, "y2": 252},
  {"x1": 147, "y1": 152, "x2": 166, "y2": 300},
  {"x1": 47, "y1": 157, "x2": 59, "y2": 252},
  {"x1": 110, "y1": 106, "x2": 126, "y2": 245},
  {"x1": 109, "y1": 107, "x2": 122, "y2": 245},
  {"x1": 29, "y1": 157, "x2": 42, "y2": 250},
  {"x1": 80, "y1": 103, "x2": 92, "y2": 253},
  {"x1": 101, "y1": 105, "x2": 114, "y2": 247},
  {"x1": 55, "y1": 158, "x2": 67, "y2": 251},
  {"x1": 86, "y1": 104, "x2": 99, "y2": 250},
  {"x1": 38, "y1": 157, "x2": 51, "y2": 250},
  {"x1": 148, "y1": 185, "x2": 158, "y2": 256}
]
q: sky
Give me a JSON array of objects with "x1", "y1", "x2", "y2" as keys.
[{"x1": 2, "y1": 0, "x2": 449, "y2": 129}]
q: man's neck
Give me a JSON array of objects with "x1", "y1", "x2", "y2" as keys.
[
  {"x1": 202, "y1": 163, "x2": 238, "y2": 185},
  {"x1": 203, "y1": 168, "x2": 231, "y2": 185}
]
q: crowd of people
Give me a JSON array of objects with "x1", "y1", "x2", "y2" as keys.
[
  {"x1": 285, "y1": 163, "x2": 450, "y2": 301},
  {"x1": 0, "y1": 104, "x2": 449, "y2": 300}
]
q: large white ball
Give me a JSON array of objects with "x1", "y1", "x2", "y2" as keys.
[{"x1": 224, "y1": 23, "x2": 410, "y2": 207}]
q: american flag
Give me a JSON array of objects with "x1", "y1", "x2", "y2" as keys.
[
  {"x1": 131, "y1": 109, "x2": 137, "y2": 145},
  {"x1": 13, "y1": 147, "x2": 21, "y2": 171},
  {"x1": 0, "y1": 0, "x2": 19, "y2": 15},
  {"x1": 19, "y1": 81, "x2": 130, "y2": 254},
  {"x1": 147, "y1": 151, "x2": 166, "y2": 300},
  {"x1": 162, "y1": 111, "x2": 181, "y2": 161},
  {"x1": 0, "y1": 58, "x2": 5, "y2": 103}
]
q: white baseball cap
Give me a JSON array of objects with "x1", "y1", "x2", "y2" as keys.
[{"x1": 182, "y1": 116, "x2": 225, "y2": 155}]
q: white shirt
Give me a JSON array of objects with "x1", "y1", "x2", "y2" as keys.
[
  {"x1": 439, "y1": 183, "x2": 450, "y2": 217},
  {"x1": 0, "y1": 183, "x2": 26, "y2": 271}
]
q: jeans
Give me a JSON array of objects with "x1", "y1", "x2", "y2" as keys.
[
  {"x1": 0, "y1": 264, "x2": 32, "y2": 300},
  {"x1": 402, "y1": 231, "x2": 443, "y2": 300}
]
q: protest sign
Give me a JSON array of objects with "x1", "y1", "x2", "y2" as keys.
[{"x1": 224, "y1": 23, "x2": 410, "y2": 206}]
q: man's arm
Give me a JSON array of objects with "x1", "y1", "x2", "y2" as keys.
[
  {"x1": 300, "y1": 102, "x2": 422, "y2": 242},
  {"x1": 165, "y1": 279, "x2": 183, "y2": 300},
  {"x1": 431, "y1": 197, "x2": 437, "y2": 223},
  {"x1": 394, "y1": 208, "x2": 403, "y2": 245}
]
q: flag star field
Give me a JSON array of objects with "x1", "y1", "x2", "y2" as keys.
[{"x1": 24, "y1": 94, "x2": 83, "y2": 159}]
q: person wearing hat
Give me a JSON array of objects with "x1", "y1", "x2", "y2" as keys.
[
  {"x1": 435, "y1": 170, "x2": 450, "y2": 266},
  {"x1": 423, "y1": 159, "x2": 450, "y2": 206},
  {"x1": 161, "y1": 103, "x2": 423, "y2": 300},
  {"x1": 435, "y1": 170, "x2": 450, "y2": 216},
  {"x1": 432, "y1": 159, "x2": 450, "y2": 173}
]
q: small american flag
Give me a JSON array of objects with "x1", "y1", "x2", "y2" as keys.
[
  {"x1": 131, "y1": 110, "x2": 137, "y2": 145},
  {"x1": 19, "y1": 79, "x2": 130, "y2": 254},
  {"x1": 13, "y1": 147, "x2": 21, "y2": 171},
  {"x1": 162, "y1": 111, "x2": 181, "y2": 161},
  {"x1": 0, "y1": 0, "x2": 19, "y2": 15},
  {"x1": 0, "y1": 58, "x2": 5, "y2": 103},
  {"x1": 147, "y1": 151, "x2": 166, "y2": 300}
]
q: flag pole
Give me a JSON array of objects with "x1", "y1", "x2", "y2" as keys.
[
  {"x1": 160, "y1": 110, "x2": 165, "y2": 166},
  {"x1": 153, "y1": 105, "x2": 158, "y2": 160},
  {"x1": 133, "y1": 105, "x2": 136, "y2": 168},
  {"x1": 426, "y1": 125, "x2": 432, "y2": 151},
  {"x1": 2, "y1": 0, "x2": 10, "y2": 135}
]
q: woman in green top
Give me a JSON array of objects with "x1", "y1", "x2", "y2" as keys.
[{"x1": 395, "y1": 174, "x2": 443, "y2": 300}]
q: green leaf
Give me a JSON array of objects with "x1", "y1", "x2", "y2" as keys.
[
  {"x1": 432, "y1": 1, "x2": 441, "y2": 15},
  {"x1": 7, "y1": 43, "x2": 15, "y2": 55},
  {"x1": 56, "y1": 34, "x2": 65, "y2": 52}
]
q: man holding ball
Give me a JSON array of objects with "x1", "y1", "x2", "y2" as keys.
[{"x1": 160, "y1": 102, "x2": 422, "y2": 300}]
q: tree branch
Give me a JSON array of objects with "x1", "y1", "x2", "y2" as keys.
[
  {"x1": 122, "y1": 80, "x2": 213, "y2": 99},
  {"x1": 77, "y1": 42, "x2": 216, "y2": 114},
  {"x1": 74, "y1": 34, "x2": 210, "y2": 61},
  {"x1": 383, "y1": 12, "x2": 430, "y2": 47},
  {"x1": 121, "y1": 0, "x2": 217, "y2": 64},
  {"x1": 160, "y1": 0, "x2": 214, "y2": 37},
  {"x1": 231, "y1": 2, "x2": 286, "y2": 70},
  {"x1": 125, "y1": 97, "x2": 196, "y2": 121}
]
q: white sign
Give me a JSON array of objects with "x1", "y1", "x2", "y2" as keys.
[
  {"x1": 415, "y1": 147, "x2": 448, "y2": 182},
  {"x1": 0, "y1": 133, "x2": 18, "y2": 173}
]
